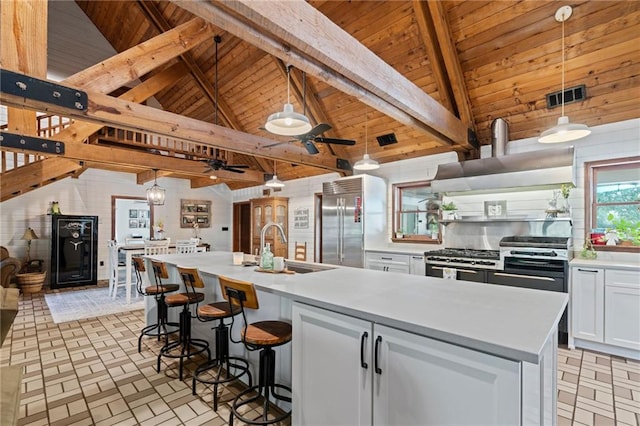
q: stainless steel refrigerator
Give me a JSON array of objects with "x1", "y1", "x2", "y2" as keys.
[{"x1": 321, "y1": 175, "x2": 387, "y2": 268}]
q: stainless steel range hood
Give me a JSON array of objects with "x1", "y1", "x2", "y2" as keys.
[{"x1": 431, "y1": 119, "x2": 575, "y2": 194}]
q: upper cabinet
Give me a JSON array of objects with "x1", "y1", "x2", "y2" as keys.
[
  {"x1": 250, "y1": 197, "x2": 289, "y2": 258},
  {"x1": 392, "y1": 181, "x2": 441, "y2": 243}
]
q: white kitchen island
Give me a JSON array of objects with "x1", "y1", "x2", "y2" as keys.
[{"x1": 146, "y1": 251, "x2": 567, "y2": 426}]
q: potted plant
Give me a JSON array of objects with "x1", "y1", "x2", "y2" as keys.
[
  {"x1": 441, "y1": 201, "x2": 457, "y2": 220},
  {"x1": 395, "y1": 229, "x2": 404, "y2": 239},
  {"x1": 606, "y1": 213, "x2": 640, "y2": 246},
  {"x1": 558, "y1": 184, "x2": 573, "y2": 216}
]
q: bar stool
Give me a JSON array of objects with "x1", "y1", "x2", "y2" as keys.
[
  {"x1": 155, "y1": 260, "x2": 210, "y2": 380},
  {"x1": 219, "y1": 275, "x2": 292, "y2": 426},
  {"x1": 178, "y1": 268, "x2": 252, "y2": 411},
  {"x1": 133, "y1": 256, "x2": 179, "y2": 352}
]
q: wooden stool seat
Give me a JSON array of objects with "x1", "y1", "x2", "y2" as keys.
[
  {"x1": 219, "y1": 275, "x2": 292, "y2": 425},
  {"x1": 165, "y1": 292, "x2": 205, "y2": 306},
  {"x1": 198, "y1": 301, "x2": 241, "y2": 319},
  {"x1": 243, "y1": 321, "x2": 292, "y2": 347},
  {"x1": 134, "y1": 257, "x2": 179, "y2": 353},
  {"x1": 144, "y1": 284, "x2": 179, "y2": 295}
]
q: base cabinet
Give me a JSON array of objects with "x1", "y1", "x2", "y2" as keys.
[
  {"x1": 571, "y1": 267, "x2": 604, "y2": 342},
  {"x1": 292, "y1": 302, "x2": 521, "y2": 426},
  {"x1": 571, "y1": 265, "x2": 640, "y2": 356},
  {"x1": 604, "y1": 270, "x2": 640, "y2": 351}
]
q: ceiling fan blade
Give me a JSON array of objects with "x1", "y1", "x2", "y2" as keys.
[
  {"x1": 225, "y1": 164, "x2": 250, "y2": 168},
  {"x1": 296, "y1": 123, "x2": 332, "y2": 139},
  {"x1": 263, "y1": 140, "x2": 294, "y2": 148},
  {"x1": 303, "y1": 140, "x2": 320, "y2": 155},
  {"x1": 314, "y1": 137, "x2": 356, "y2": 146},
  {"x1": 223, "y1": 167, "x2": 246, "y2": 174}
]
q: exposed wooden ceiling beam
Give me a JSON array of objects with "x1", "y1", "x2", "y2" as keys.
[
  {"x1": 136, "y1": 1, "x2": 245, "y2": 132},
  {"x1": 425, "y1": 1, "x2": 476, "y2": 132},
  {"x1": 62, "y1": 17, "x2": 214, "y2": 93},
  {"x1": 172, "y1": 0, "x2": 471, "y2": 150},
  {"x1": 1, "y1": 0, "x2": 47, "y2": 137},
  {"x1": 412, "y1": 0, "x2": 455, "y2": 114},
  {"x1": 0, "y1": 157, "x2": 83, "y2": 202},
  {"x1": 1, "y1": 76, "x2": 347, "y2": 173}
]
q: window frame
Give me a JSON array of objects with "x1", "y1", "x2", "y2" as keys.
[
  {"x1": 391, "y1": 180, "x2": 441, "y2": 244},
  {"x1": 584, "y1": 155, "x2": 640, "y2": 252}
]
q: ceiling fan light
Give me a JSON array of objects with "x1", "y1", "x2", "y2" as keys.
[
  {"x1": 353, "y1": 153, "x2": 380, "y2": 171},
  {"x1": 265, "y1": 174, "x2": 285, "y2": 188},
  {"x1": 265, "y1": 103, "x2": 312, "y2": 136},
  {"x1": 539, "y1": 116, "x2": 591, "y2": 143}
]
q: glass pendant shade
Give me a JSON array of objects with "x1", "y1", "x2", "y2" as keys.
[
  {"x1": 539, "y1": 116, "x2": 591, "y2": 143},
  {"x1": 146, "y1": 170, "x2": 165, "y2": 205},
  {"x1": 353, "y1": 154, "x2": 380, "y2": 171},
  {"x1": 265, "y1": 103, "x2": 312, "y2": 136}
]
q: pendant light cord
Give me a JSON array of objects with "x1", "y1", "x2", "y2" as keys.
[
  {"x1": 286, "y1": 65, "x2": 291, "y2": 104},
  {"x1": 214, "y1": 35, "x2": 221, "y2": 126},
  {"x1": 365, "y1": 109, "x2": 369, "y2": 155},
  {"x1": 561, "y1": 12, "x2": 565, "y2": 117}
]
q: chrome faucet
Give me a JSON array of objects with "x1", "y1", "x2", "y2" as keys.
[{"x1": 260, "y1": 222, "x2": 287, "y2": 255}]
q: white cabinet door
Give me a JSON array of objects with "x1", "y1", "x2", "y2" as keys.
[
  {"x1": 373, "y1": 324, "x2": 521, "y2": 426},
  {"x1": 571, "y1": 267, "x2": 605, "y2": 342},
  {"x1": 604, "y1": 269, "x2": 640, "y2": 351},
  {"x1": 365, "y1": 252, "x2": 411, "y2": 274},
  {"x1": 292, "y1": 303, "x2": 372, "y2": 426},
  {"x1": 409, "y1": 255, "x2": 426, "y2": 276}
]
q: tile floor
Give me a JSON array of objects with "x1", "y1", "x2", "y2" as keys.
[{"x1": 2, "y1": 286, "x2": 639, "y2": 426}]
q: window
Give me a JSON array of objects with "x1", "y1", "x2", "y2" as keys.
[
  {"x1": 392, "y1": 181, "x2": 441, "y2": 243},
  {"x1": 585, "y1": 156, "x2": 640, "y2": 250}
]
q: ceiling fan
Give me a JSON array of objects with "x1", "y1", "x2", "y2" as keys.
[
  {"x1": 202, "y1": 159, "x2": 249, "y2": 174},
  {"x1": 265, "y1": 123, "x2": 356, "y2": 155}
]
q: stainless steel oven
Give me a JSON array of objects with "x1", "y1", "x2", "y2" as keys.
[{"x1": 424, "y1": 248, "x2": 500, "y2": 283}]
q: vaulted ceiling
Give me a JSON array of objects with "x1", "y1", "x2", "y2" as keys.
[{"x1": 1, "y1": 1, "x2": 638, "y2": 200}]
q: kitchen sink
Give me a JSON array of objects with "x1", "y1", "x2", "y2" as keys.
[{"x1": 285, "y1": 261, "x2": 336, "y2": 274}]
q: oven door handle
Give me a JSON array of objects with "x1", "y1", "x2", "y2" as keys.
[
  {"x1": 493, "y1": 272, "x2": 555, "y2": 282},
  {"x1": 431, "y1": 266, "x2": 482, "y2": 274}
]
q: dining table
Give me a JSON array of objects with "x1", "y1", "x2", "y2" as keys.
[{"x1": 118, "y1": 242, "x2": 207, "y2": 304}]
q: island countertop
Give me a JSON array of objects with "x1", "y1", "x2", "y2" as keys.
[{"x1": 152, "y1": 252, "x2": 567, "y2": 364}]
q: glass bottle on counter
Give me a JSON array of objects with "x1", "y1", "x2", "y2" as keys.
[{"x1": 261, "y1": 242, "x2": 274, "y2": 270}]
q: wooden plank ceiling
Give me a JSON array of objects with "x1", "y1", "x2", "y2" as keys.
[{"x1": 1, "y1": 0, "x2": 638, "y2": 198}]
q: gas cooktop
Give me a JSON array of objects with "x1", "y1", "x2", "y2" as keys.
[{"x1": 424, "y1": 248, "x2": 502, "y2": 269}]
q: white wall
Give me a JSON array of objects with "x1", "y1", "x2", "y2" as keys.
[
  {"x1": 0, "y1": 169, "x2": 233, "y2": 282},
  {"x1": 2, "y1": 119, "x2": 637, "y2": 284},
  {"x1": 232, "y1": 118, "x2": 640, "y2": 263}
]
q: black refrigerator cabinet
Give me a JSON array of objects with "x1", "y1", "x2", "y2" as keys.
[{"x1": 51, "y1": 215, "x2": 98, "y2": 288}]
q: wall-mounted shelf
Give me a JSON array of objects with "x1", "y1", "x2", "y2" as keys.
[{"x1": 440, "y1": 216, "x2": 572, "y2": 225}]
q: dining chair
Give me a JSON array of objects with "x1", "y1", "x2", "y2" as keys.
[
  {"x1": 107, "y1": 240, "x2": 127, "y2": 298},
  {"x1": 144, "y1": 239, "x2": 170, "y2": 256},
  {"x1": 175, "y1": 240, "x2": 198, "y2": 254}
]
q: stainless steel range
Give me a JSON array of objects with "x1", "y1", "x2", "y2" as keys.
[
  {"x1": 424, "y1": 248, "x2": 501, "y2": 283},
  {"x1": 426, "y1": 235, "x2": 571, "y2": 342}
]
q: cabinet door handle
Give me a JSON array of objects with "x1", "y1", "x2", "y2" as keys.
[
  {"x1": 578, "y1": 268, "x2": 599, "y2": 273},
  {"x1": 360, "y1": 331, "x2": 368, "y2": 369},
  {"x1": 381, "y1": 257, "x2": 393, "y2": 260},
  {"x1": 374, "y1": 335, "x2": 382, "y2": 375}
]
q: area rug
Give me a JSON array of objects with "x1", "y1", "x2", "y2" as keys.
[{"x1": 44, "y1": 288, "x2": 144, "y2": 323}]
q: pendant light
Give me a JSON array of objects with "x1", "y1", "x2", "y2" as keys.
[
  {"x1": 353, "y1": 108, "x2": 379, "y2": 171},
  {"x1": 146, "y1": 169, "x2": 165, "y2": 205},
  {"x1": 539, "y1": 5, "x2": 591, "y2": 143},
  {"x1": 265, "y1": 160, "x2": 285, "y2": 188},
  {"x1": 264, "y1": 65, "x2": 312, "y2": 136}
]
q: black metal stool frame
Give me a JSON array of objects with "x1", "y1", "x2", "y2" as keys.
[
  {"x1": 133, "y1": 256, "x2": 179, "y2": 352},
  {"x1": 224, "y1": 285, "x2": 292, "y2": 426},
  {"x1": 189, "y1": 273, "x2": 252, "y2": 411},
  {"x1": 156, "y1": 263, "x2": 211, "y2": 381}
]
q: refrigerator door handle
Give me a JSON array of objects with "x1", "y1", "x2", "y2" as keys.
[{"x1": 338, "y1": 197, "x2": 344, "y2": 263}]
